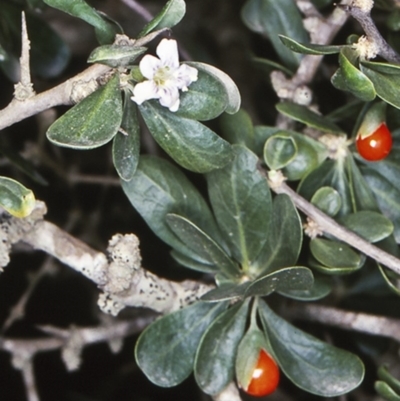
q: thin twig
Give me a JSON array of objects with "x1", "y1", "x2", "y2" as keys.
[
  {"x1": 287, "y1": 303, "x2": 400, "y2": 342},
  {"x1": 269, "y1": 178, "x2": 400, "y2": 276},
  {"x1": 339, "y1": 3, "x2": 400, "y2": 63}
]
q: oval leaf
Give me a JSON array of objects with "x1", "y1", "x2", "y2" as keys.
[
  {"x1": 47, "y1": 74, "x2": 123, "y2": 149},
  {"x1": 175, "y1": 69, "x2": 229, "y2": 121},
  {"x1": 171, "y1": 250, "x2": 218, "y2": 274},
  {"x1": 259, "y1": 300, "x2": 365, "y2": 397},
  {"x1": 166, "y1": 214, "x2": 240, "y2": 278},
  {"x1": 264, "y1": 134, "x2": 297, "y2": 170},
  {"x1": 88, "y1": 45, "x2": 147, "y2": 68},
  {"x1": 311, "y1": 187, "x2": 342, "y2": 217},
  {"x1": 361, "y1": 62, "x2": 400, "y2": 110},
  {"x1": 43, "y1": 0, "x2": 120, "y2": 44},
  {"x1": 135, "y1": 301, "x2": 227, "y2": 387},
  {"x1": 0, "y1": 177, "x2": 35, "y2": 218},
  {"x1": 186, "y1": 62, "x2": 241, "y2": 114},
  {"x1": 339, "y1": 49, "x2": 376, "y2": 101},
  {"x1": 245, "y1": 266, "x2": 314, "y2": 297},
  {"x1": 206, "y1": 146, "x2": 272, "y2": 268},
  {"x1": 236, "y1": 325, "x2": 268, "y2": 391},
  {"x1": 252, "y1": 194, "x2": 302, "y2": 275},
  {"x1": 200, "y1": 282, "x2": 251, "y2": 302},
  {"x1": 310, "y1": 238, "x2": 361, "y2": 270},
  {"x1": 339, "y1": 211, "x2": 393, "y2": 243},
  {"x1": 121, "y1": 156, "x2": 222, "y2": 261},
  {"x1": 139, "y1": 100, "x2": 233, "y2": 173},
  {"x1": 195, "y1": 301, "x2": 250, "y2": 395}
]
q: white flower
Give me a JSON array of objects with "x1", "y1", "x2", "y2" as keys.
[{"x1": 131, "y1": 39, "x2": 198, "y2": 112}]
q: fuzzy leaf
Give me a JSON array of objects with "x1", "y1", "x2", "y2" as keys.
[
  {"x1": 0, "y1": 177, "x2": 35, "y2": 218},
  {"x1": 113, "y1": 93, "x2": 140, "y2": 181},
  {"x1": 252, "y1": 194, "x2": 302, "y2": 275},
  {"x1": 207, "y1": 146, "x2": 272, "y2": 268},
  {"x1": 47, "y1": 74, "x2": 122, "y2": 149},
  {"x1": 175, "y1": 69, "x2": 229, "y2": 121},
  {"x1": 121, "y1": 156, "x2": 221, "y2": 261},
  {"x1": 166, "y1": 214, "x2": 240, "y2": 278},
  {"x1": 139, "y1": 101, "x2": 233, "y2": 173},
  {"x1": 186, "y1": 62, "x2": 241, "y2": 114},
  {"x1": 43, "y1": 0, "x2": 120, "y2": 44},
  {"x1": 245, "y1": 266, "x2": 314, "y2": 297},
  {"x1": 135, "y1": 301, "x2": 227, "y2": 387},
  {"x1": 88, "y1": 45, "x2": 146, "y2": 67},
  {"x1": 259, "y1": 300, "x2": 365, "y2": 396},
  {"x1": 195, "y1": 301, "x2": 250, "y2": 395}
]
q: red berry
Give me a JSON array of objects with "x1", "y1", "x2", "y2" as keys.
[
  {"x1": 356, "y1": 123, "x2": 392, "y2": 161},
  {"x1": 245, "y1": 349, "x2": 280, "y2": 397}
]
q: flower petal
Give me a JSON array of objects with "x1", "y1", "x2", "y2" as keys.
[
  {"x1": 174, "y1": 64, "x2": 198, "y2": 90},
  {"x1": 158, "y1": 86, "x2": 180, "y2": 112},
  {"x1": 139, "y1": 55, "x2": 161, "y2": 79},
  {"x1": 156, "y1": 39, "x2": 179, "y2": 69},
  {"x1": 131, "y1": 80, "x2": 160, "y2": 105}
]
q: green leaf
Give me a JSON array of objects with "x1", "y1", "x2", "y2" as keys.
[
  {"x1": 195, "y1": 301, "x2": 250, "y2": 395},
  {"x1": 113, "y1": 93, "x2": 140, "y2": 181},
  {"x1": 339, "y1": 211, "x2": 393, "y2": 243},
  {"x1": 171, "y1": 250, "x2": 218, "y2": 274},
  {"x1": 299, "y1": 160, "x2": 353, "y2": 216},
  {"x1": 185, "y1": 62, "x2": 241, "y2": 114},
  {"x1": 220, "y1": 109, "x2": 256, "y2": 151},
  {"x1": 378, "y1": 366, "x2": 400, "y2": 394},
  {"x1": 139, "y1": 101, "x2": 233, "y2": 173},
  {"x1": 279, "y1": 35, "x2": 343, "y2": 55},
  {"x1": 201, "y1": 282, "x2": 251, "y2": 302},
  {"x1": 360, "y1": 167, "x2": 400, "y2": 243},
  {"x1": 361, "y1": 61, "x2": 400, "y2": 110},
  {"x1": 47, "y1": 74, "x2": 123, "y2": 149},
  {"x1": 264, "y1": 134, "x2": 297, "y2": 170},
  {"x1": 276, "y1": 102, "x2": 343, "y2": 133},
  {"x1": 310, "y1": 238, "x2": 362, "y2": 273},
  {"x1": 236, "y1": 325, "x2": 268, "y2": 390},
  {"x1": 175, "y1": 69, "x2": 229, "y2": 121},
  {"x1": 278, "y1": 275, "x2": 332, "y2": 300},
  {"x1": 375, "y1": 381, "x2": 400, "y2": 401},
  {"x1": 206, "y1": 146, "x2": 272, "y2": 268},
  {"x1": 245, "y1": 266, "x2": 314, "y2": 297},
  {"x1": 241, "y1": 0, "x2": 309, "y2": 70},
  {"x1": 259, "y1": 300, "x2": 365, "y2": 396},
  {"x1": 339, "y1": 49, "x2": 376, "y2": 101},
  {"x1": 311, "y1": 187, "x2": 342, "y2": 217},
  {"x1": 88, "y1": 45, "x2": 146, "y2": 68},
  {"x1": 138, "y1": 0, "x2": 186, "y2": 37},
  {"x1": 43, "y1": 0, "x2": 120, "y2": 44},
  {"x1": 281, "y1": 130, "x2": 328, "y2": 181},
  {"x1": 252, "y1": 194, "x2": 302, "y2": 275},
  {"x1": 166, "y1": 214, "x2": 240, "y2": 278},
  {"x1": 0, "y1": 177, "x2": 35, "y2": 218},
  {"x1": 346, "y1": 154, "x2": 380, "y2": 212},
  {"x1": 121, "y1": 156, "x2": 222, "y2": 261},
  {"x1": 135, "y1": 301, "x2": 227, "y2": 387}
]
